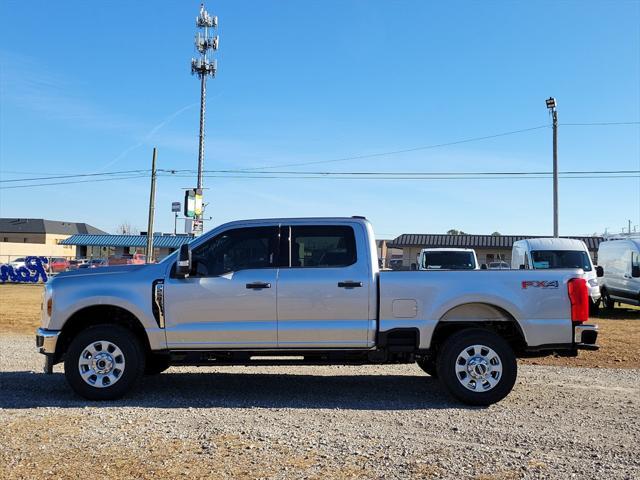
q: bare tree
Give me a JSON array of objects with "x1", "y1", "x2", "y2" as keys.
[{"x1": 116, "y1": 221, "x2": 140, "y2": 235}]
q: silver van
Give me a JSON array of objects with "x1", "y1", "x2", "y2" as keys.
[{"x1": 597, "y1": 238, "x2": 640, "y2": 309}]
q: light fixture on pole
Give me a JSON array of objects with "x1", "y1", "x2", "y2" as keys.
[
  {"x1": 546, "y1": 97, "x2": 559, "y2": 237},
  {"x1": 190, "y1": 3, "x2": 219, "y2": 236}
]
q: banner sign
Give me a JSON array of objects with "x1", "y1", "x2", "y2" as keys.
[{"x1": 0, "y1": 256, "x2": 49, "y2": 283}]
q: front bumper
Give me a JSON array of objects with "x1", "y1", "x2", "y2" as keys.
[
  {"x1": 574, "y1": 323, "x2": 599, "y2": 350},
  {"x1": 36, "y1": 328, "x2": 61, "y2": 355}
]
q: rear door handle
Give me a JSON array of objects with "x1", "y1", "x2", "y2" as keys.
[
  {"x1": 246, "y1": 282, "x2": 271, "y2": 289},
  {"x1": 338, "y1": 281, "x2": 363, "y2": 288}
]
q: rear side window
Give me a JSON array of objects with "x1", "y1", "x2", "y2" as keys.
[{"x1": 288, "y1": 226, "x2": 357, "y2": 268}]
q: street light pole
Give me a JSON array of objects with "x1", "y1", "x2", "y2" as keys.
[{"x1": 546, "y1": 97, "x2": 559, "y2": 237}]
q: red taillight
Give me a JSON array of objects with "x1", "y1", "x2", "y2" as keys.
[{"x1": 568, "y1": 278, "x2": 589, "y2": 323}]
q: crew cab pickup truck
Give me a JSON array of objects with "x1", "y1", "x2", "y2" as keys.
[{"x1": 36, "y1": 217, "x2": 599, "y2": 405}]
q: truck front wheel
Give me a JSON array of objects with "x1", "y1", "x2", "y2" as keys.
[
  {"x1": 416, "y1": 357, "x2": 438, "y2": 377},
  {"x1": 64, "y1": 324, "x2": 145, "y2": 400},
  {"x1": 436, "y1": 328, "x2": 517, "y2": 406}
]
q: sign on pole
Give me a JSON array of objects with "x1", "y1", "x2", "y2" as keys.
[
  {"x1": 184, "y1": 190, "x2": 196, "y2": 217},
  {"x1": 171, "y1": 202, "x2": 181, "y2": 213}
]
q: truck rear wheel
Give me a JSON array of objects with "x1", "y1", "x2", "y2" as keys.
[
  {"x1": 436, "y1": 328, "x2": 517, "y2": 406},
  {"x1": 64, "y1": 324, "x2": 145, "y2": 400}
]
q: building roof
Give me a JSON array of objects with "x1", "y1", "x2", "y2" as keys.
[
  {"x1": 0, "y1": 218, "x2": 107, "y2": 235},
  {"x1": 59, "y1": 234, "x2": 192, "y2": 249},
  {"x1": 387, "y1": 234, "x2": 604, "y2": 251}
]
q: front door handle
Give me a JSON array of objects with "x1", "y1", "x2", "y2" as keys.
[
  {"x1": 246, "y1": 282, "x2": 271, "y2": 289},
  {"x1": 338, "y1": 281, "x2": 363, "y2": 288}
]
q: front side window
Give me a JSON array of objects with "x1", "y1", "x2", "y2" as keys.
[
  {"x1": 288, "y1": 226, "x2": 357, "y2": 268},
  {"x1": 191, "y1": 227, "x2": 278, "y2": 276},
  {"x1": 531, "y1": 250, "x2": 592, "y2": 271}
]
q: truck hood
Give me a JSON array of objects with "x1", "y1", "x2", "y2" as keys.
[{"x1": 53, "y1": 263, "x2": 162, "y2": 280}]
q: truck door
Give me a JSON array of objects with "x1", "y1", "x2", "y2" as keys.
[
  {"x1": 163, "y1": 226, "x2": 280, "y2": 349},
  {"x1": 276, "y1": 224, "x2": 372, "y2": 348}
]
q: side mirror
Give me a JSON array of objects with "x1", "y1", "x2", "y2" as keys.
[
  {"x1": 480, "y1": 264, "x2": 487, "y2": 270},
  {"x1": 632, "y1": 265, "x2": 640, "y2": 278},
  {"x1": 410, "y1": 263, "x2": 417, "y2": 271},
  {"x1": 175, "y1": 244, "x2": 192, "y2": 278},
  {"x1": 519, "y1": 264, "x2": 526, "y2": 270},
  {"x1": 596, "y1": 265, "x2": 604, "y2": 278}
]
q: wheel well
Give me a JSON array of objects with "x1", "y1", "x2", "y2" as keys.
[
  {"x1": 55, "y1": 305, "x2": 150, "y2": 362},
  {"x1": 431, "y1": 303, "x2": 526, "y2": 354}
]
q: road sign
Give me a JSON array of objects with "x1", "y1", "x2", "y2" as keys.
[{"x1": 171, "y1": 202, "x2": 181, "y2": 213}]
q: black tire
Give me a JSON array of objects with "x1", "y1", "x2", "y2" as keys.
[
  {"x1": 589, "y1": 299, "x2": 600, "y2": 317},
  {"x1": 436, "y1": 328, "x2": 517, "y2": 406},
  {"x1": 601, "y1": 288, "x2": 614, "y2": 311},
  {"x1": 64, "y1": 324, "x2": 145, "y2": 400},
  {"x1": 144, "y1": 354, "x2": 171, "y2": 375},
  {"x1": 416, "y1": 358, "x2": 438, "y2": 378}
]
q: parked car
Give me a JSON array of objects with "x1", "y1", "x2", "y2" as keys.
[
  {"x1": 48, "y1": 257, "x2": 70, "y2": 273},
  {"x1": 108, "y1": 253, "x2": 147, "y2": 266},
  {"x1": 511, "y1": 238, "x2": 601, "y2": 314},
  {"x1": 78, "y1": 258, "x2": 108, "y2": 269},
  {"x1": 418, "y1": 248, "x2": 479, "y2": 270},
  {"x1": 488, "y1": 261, "x2": 510, "y2": 270},
  {"x1": 36, "y1": 217, "x2": 598, "y2": 405},
  {"x1": 388, "y1": 258, "x2": 404, "y2": 270},
  {"x1": 597, "y1": 238, "x2": 640, "y2": 309},
  {"x1": 68, "y1": 259, "x2": 89, "y2": 270},
  {"x1": 8, "y1": 257, "x2": 27, "y2": 270}
]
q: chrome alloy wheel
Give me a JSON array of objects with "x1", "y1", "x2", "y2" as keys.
[
  {"x1": 455, "y1": 344, "x2": 502, "y2": 392},
  {"x1": 78, "y1": 340, "x2": 126, "y2": 388}
]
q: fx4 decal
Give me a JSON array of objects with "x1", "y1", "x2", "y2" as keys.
[{"x1": 521, "y1": 280, "x2": 559, "y2": 289}]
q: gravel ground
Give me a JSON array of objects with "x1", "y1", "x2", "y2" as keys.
[{"x1": 1, "y1": 335, "x2": 639, "y2": 480}]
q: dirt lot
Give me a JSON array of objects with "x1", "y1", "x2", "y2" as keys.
[
  {"x1": 1, "y1": 336, "x2": 639, "y2": 479},
  {"x1": 2, "y1": 283, "x2": 639, "y2": 368}
]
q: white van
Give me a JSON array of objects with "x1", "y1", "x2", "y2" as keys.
[
  {"x1": 418, "y1": 248, "x2": 479, "y2": 270},
  {"x1": 511, "y1": 238, "x2": 601, "y2": 313},
  {"x1": 597, "y1": 238, "x2": 640, "y2": 309}
]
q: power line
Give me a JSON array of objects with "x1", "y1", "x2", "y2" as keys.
[
  {"x1": 0, "y1": 174, "x2": 150, "y2": 190},
  {"x1": 2, "y1": 170, "x2": 637, "y2": 189},
  {"x1": 193, "y1": 169, "x2": 638, "y2": 176},
  {"x1": 160, "y1": 173, "x2": 639, "y2": 180},
  {"x1": 240, "y1": 125, "x2": 552, "y2": 171},
  {"x1": 561, "y1": 121, "x2": 640, "y2": 126},
  {"x1": 0, "y1": 169, "x2": 150, "y2": 184}
]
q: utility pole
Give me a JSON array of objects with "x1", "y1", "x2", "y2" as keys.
[
  {"x1": 146, "y1": 148, "x2": 157, "y2": 263},
  {"x1": 190, "y1": 3, "x2": 218, "y2": 235},
  {"x1": 629, "y1": 219, "x2": 633, "y2": 235},
  {"x1": 546, "y1": 97, "x2": 559, "y2": 237}
]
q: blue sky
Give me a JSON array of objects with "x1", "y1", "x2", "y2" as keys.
[{"x1": 1, "y1": 1, "x2": 639, "y2": 238}]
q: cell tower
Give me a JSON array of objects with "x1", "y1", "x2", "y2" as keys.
[{"x1": 189, "y1": 3, "x2": 219, "y2": 234}]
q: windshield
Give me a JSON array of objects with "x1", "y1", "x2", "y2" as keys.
[
  {"x1": 423, "y1": 251, "x2": 476, "y2": 270},
  {"x1": 530, "y1": 250, "x2": 592, "y2": 271}
]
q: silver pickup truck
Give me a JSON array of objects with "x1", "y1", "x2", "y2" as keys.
[{"x1": 36, "y1": 217, "x2": 598, "y2": 405}]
